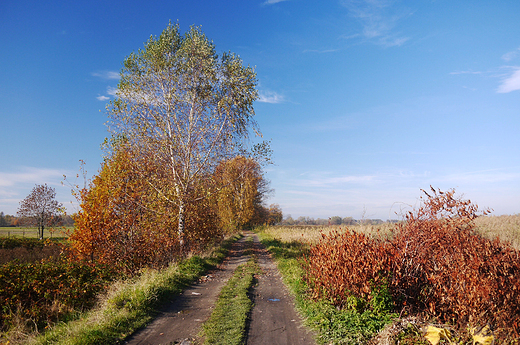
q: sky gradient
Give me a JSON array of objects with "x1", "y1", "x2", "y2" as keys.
[{"x1": 1, "y1": 0, "x2": 519, "y2": 220}]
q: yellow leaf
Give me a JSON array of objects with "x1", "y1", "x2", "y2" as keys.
[
  {"x1": 471, "y1": 325, "x2": 494, "y2": 345},
  {"x1": 424, "y1": 325, "x2": 452, "y2": 345}
]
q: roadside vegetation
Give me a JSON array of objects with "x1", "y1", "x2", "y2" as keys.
[
  {"x1": 257, "y1": 188, "x2": 520, "y2": 344},
  {"x1": 20, "y1": 235, "x2": 239, "y2": 345}
]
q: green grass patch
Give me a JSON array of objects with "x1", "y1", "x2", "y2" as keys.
[
  {"x1": 18, "y1": 234, "x2": 241, "y2": 345},
  {"x1": 256, "y1": 231, "x2": 397, "y2": 345},
  {"x1": 201, "y1": 257, "x2": 259, "y2": 345}
]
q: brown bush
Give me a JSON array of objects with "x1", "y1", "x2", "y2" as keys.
[{"x1": 304, "y1": 187, "x2": 520, "y2": 340}]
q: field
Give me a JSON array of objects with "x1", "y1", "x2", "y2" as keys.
[{"x1": 0, "y1": 227, "x2": 70, "y2": 239}]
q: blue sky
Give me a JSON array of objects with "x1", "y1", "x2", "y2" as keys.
[{"x1": 1, "y1": 0, "x2": 519, "y2": 220}]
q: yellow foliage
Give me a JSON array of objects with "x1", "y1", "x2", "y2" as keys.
[
  {"x1": 424, "y1": 325, "x2": 454, "y2": 345},
  {"x1": 471, "y1": 325, "x2": 494, "y2": 345}
]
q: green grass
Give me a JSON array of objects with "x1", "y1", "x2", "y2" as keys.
[
  {"x1": 256, "y1": 230, "x2": 397, "y2": 345},
  {"x1": 21, "y1": 234, "x2": 241, "y2": 345},
  {"x1": 201, "y1": 257, "x2": 259, "y2": 345}
]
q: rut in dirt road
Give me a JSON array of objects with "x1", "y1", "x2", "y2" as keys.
[{"x1": 246, "y1": 232, "x2": 315, "y2": 345}]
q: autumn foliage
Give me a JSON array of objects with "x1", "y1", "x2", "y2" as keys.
[
  {"x1": 68, "y1": 144, "x2": 270, "y2": 274},
  {"x1": 304, "y1": 187, "x2": 520, "y2": 340},
  {"x1": 0, "y1": 260, "x2": 118, "y2": 333}
]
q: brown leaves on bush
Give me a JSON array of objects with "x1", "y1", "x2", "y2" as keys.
[{"x1": 304, "y1": 187, "x2": 520, "y2": 340}]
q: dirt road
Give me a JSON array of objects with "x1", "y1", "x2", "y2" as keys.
[
  {"x1": 123, "y1": 232, "x2": 315, "y2": 345},
  {"x1": 247, "y1": 232, "x2": 315, "y2": 345}
]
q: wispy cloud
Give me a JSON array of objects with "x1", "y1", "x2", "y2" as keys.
[
  {"x1": 107, "y1": 86, "x2": 118, "y2": 96},
  {"x1": 439, "y1": 169, "x2": 520, "y2": 184},
  {"x1": 0, "y1": 167, "x2": 64, "y2": 188},
  {"x1": 502, "y1": 47, "x2": 520, "y2": 62},
  {"x1": 340, "y1": 0, "x2": 411, "y2": 47},
  {"x1": 497, "y1": 67, "x2": 520, "y2": 93},
  {"x1": 96, "y1": 86, "x2": 119, "y2": 101},
  {"x1": 92, "y1": 71, "x2": 120, "y2": 80},
  {"x1": 263, "y1": 0, "x2": 289, "y2": 4},
  {"x1": 449, "y1": 70, "x2": 482, "y2": 75},
  {"x1": 303, "y1": 49, "x2": 339, "y2": 54},
  {"x1": 96, "y1": 95, "x2": 110, "y2": 101},
  {"x1": 258, "y1": 90, "x2": 285, "y2": 104},
  {"x1": 0, "y1": 167, "x2": 73, "y2": 215}
]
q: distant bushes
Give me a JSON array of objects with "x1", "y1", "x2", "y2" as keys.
[
  {"x1": 303, "y1": 187, "x2": 520, "y2": 341},
  {"x1": 0, "y1": 238, "x2": 64, "y2": 265}
]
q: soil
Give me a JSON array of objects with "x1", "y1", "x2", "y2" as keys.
[{"x1": 123, "y1": 232, "x2": 315, "y2": 345}]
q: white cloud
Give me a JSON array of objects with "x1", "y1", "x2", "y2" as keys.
[
  {"x1": 92, "y1": 71, "x2": 120, "y2": 80},
  {"x1": 95, "y1": 86, "x2": 119, "y2": 101},
  {"x1": 502, "y1": 47, "x2": 520, "y2": 62},
  {"x1": 298, "y1": 174, "x2": 377, "y2": 187},
  {"x1": 497, "y1": 68, "x2": 520, "y2": 93},
  {"x1": 258, "y1": 90, "x2": 285, "y2": 104},
  {"x1": 0, "y1": 167, "x2": 63, "y2": 188},
  {"x1": 107, "y1": 86, "x2": 118, "y2": 96},
  {"x1": 437, "y1": 168, "x2": 520, "y2": 185},
  {"x1": 449, "y1": 70, "x2": 482, "y2": 75},
  {"x1": 263, "y1": 0, "x2": 289, "y2": 4},
  {"x1": 340, "y1": 0, "x2": 411, "y2": 47}
]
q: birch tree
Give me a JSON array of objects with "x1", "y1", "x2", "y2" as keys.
[{"x1": 107, "y1": 23, "x2": 259, "y2": 248}]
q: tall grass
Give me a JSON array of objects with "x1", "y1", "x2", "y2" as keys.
[
  {"x1": 257, "y1": 223, "x2": 394, "y2": 245},
  {"x1": 474, "y1": 214, "x2": 520, "y2": 250}
]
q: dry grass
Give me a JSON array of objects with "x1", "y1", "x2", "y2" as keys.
[
  {"x1": 259, "y1": 223, "x2": 395, "y2": 245},
  {"x1": 474, "y1": 214, "x2": 520, "y2": 250},
  {"x1": 262, "y1": 215, "x2": 520, "y2": 250}
]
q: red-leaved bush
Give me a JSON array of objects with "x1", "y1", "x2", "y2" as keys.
[{"x1": 304, "y1": 187, "x2": 520, "y2": 340}]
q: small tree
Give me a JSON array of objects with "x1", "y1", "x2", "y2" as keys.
[
  {"x1": 17, "y1": 184, "x2": 63, "y2": 240},
  {"x1": 267, "y1": 204, "x2": 283, "y2": 225}
]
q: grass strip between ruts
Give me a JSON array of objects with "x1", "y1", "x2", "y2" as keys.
[
  {"x1": 201, "y1": 255, "x2": 259, "y2": 344},
  {"x1": 26, "y1": 234, "x2": 242, "y2": 345}
]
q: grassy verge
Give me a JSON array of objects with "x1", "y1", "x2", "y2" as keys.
[
  {"x1": 256, "y1": 230, "x2": 397, "y2": 345},
  {"x1": 201, "y1": 256, "x2": 259, "y2": 345},
  {"x1": 24, "y1": 234, "x2": 241, "y2": 345}
]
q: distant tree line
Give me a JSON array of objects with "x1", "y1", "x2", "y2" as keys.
[
  {"x1": 281, "y1": 215, "x2": 398, "y2": 226},
  {"x1": 0, "y1": 211, "x2": 75, "y2": 228}
]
